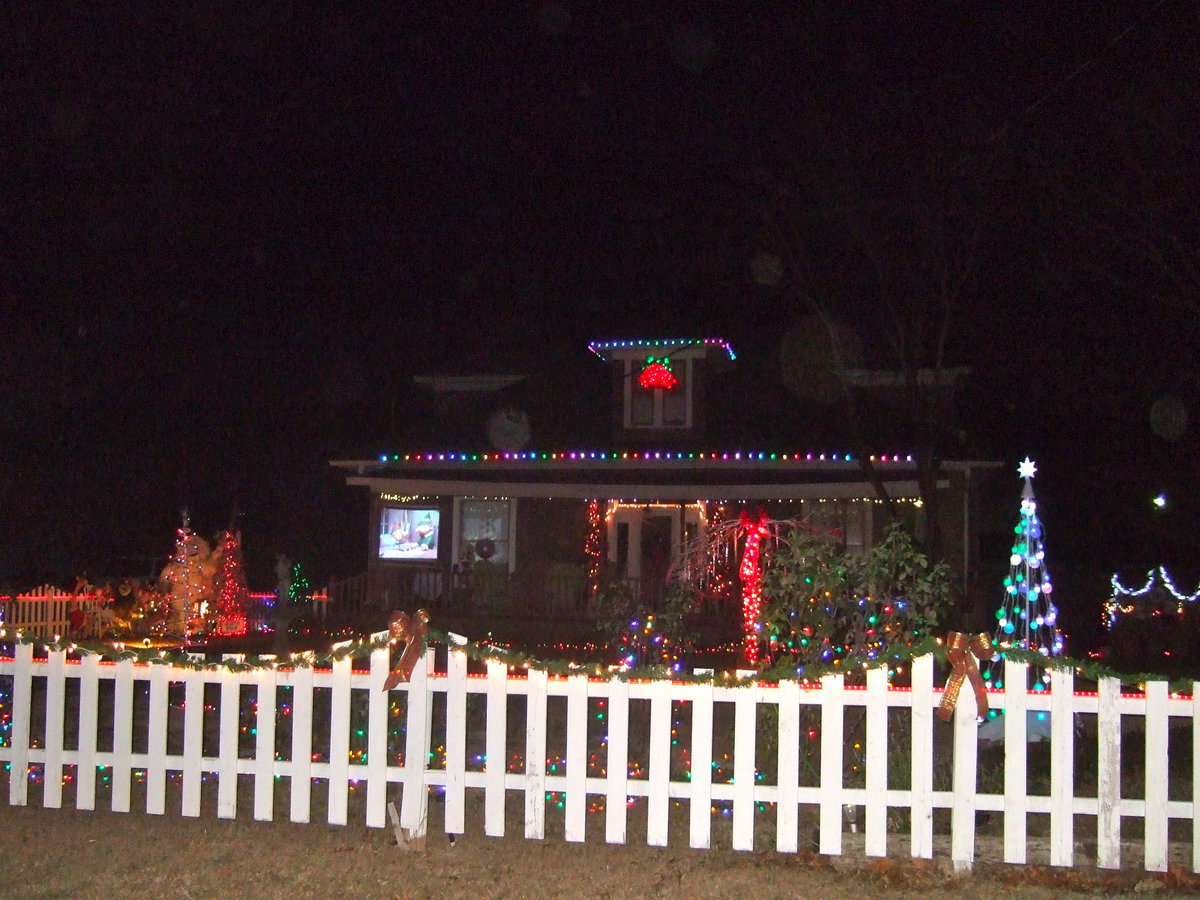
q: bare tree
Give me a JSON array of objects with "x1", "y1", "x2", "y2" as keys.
[{"x1": 759, "y1": 91, "x2": 986, "y2": 569}]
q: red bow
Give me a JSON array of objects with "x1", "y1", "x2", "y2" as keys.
[
  {"x1": 382, "y1": 609, "x2": 430, "y2": 690},
  {"x1": 937, "y1": 631, "x2": 994, "y2": 723}
]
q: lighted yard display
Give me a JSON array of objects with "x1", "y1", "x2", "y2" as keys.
[
  {"x1": 213, "y1": 530, "x2": 249, "y2": 637},
  {"x1": 738, "y1": 511, "x2": 770, "y2": 663},
  {"x1": 158, "y1": 511, "x2": 218, "y2": 640},
  {"x1": 637, "y1": 357, "x2": 679, "y2": 390},
  {"x1": 759, "y1": 521, "x2": 954, "y2": 669},
  {"x1": 1106, "y1": 566, "x2": 1200, "y2": 630},
  {"x1": 657, "y1": 508, "x2": 947, "y2": 668},
  {"x1": 983, "y1": 458, "x2": 1063, "y2": 689}
]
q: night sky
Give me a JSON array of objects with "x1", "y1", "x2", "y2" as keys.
[{"x1": 3, "y1": 4, "x2": 1198, "y2": 635}]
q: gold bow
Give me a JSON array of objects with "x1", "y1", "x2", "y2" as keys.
[
  {"x1": 382, "y1": 609, "x2": 430, "y2": 690},
  {"x1": 937, "y1": 631, "x2": 994, "y2": 723}
]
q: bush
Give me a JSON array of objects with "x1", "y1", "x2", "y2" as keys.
[{"x1": 761, "y1": 522, "x2": 955, "y2": 665}]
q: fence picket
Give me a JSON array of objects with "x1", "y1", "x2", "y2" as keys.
[
  {"x1": 564, "y1": 674, "x2": 588, "y2": 842},
  {"x1": 1193, "y1": 684, "x2": 1200, "y2": 874},
  {"x1": 524, "y1": 668, "x2": 548, "y2": 840},
  {"x1": 732, "y1": 682, "x2": 758, "y2": 851},
  {"x1": 399, "y1": 649, "x2": 433, "y2": 839},
  {"x1": 146, "y1": 665, "x2": 169, "y2": 815},
  {"x1": 949, "y1": 677, "x2": 980, "y2": 873},
  {"x1": 181, "y1": 669, "x2": 203, "y2": 817},
  {"x1": 688, "y1": 682, "x2": 714, "y2": 851},
  {"x1": 76, "y1": 654, "x2": 100, "y2": 811},
  {"x1": 1003, "y1": 661, "x2": 1029, "y2": 864},
  {"x1": 485, "y1": 660, "x2": 508, "y2": 837},
  {"x1": 1144, "y1": 681, "x2": 1169, "y2": 872},
  {"x1": 605, "y1": 677, "x2": 630, "y2": 845},
  {"x1": 444, "y1": 645, "x2": 468, "y2": 835},
  {"x1": 1050, "y1": 668, "x2": 1075, "y2": 866},
  {"x1": 1096, "y1": 676, "x2": 1121, "y2": 869},
  {"x1": 289, "y1": 665, "x2": 314, "y2": 824},
  {"x1": 365, "y1": 648, "x2": 390, "y2": 829},
  {"x1": 44, "y1": 649, "x2": 66, "y2": 809},
  {"x1": 253, "y1": 666, "x2": 277, "y2": 822},
  {"x1": 909, "y1": 654, "x2": 934, "y2": 858},
  {"x1": 328, "y1": 656, "x2": 352, "y2": 826},
  {"x1": 818, "y1": 673, "x2": 845, "y2": 856},
  {"x1": 864, "y1": 665, "x2": 888, "y2": 857},
  {"x1": 109, "y1": 658, "x2": 134, "y2": 813},
  {"x1": 647, "y1": 679, "x2": 672, "y2": 847},
  {"x1": 7, "y1": 643, "x2": 32, "y2": 806},
  {"x1": 217, "y1": 667, "x2": 241, "y2": 819},
  {"x1": 775, "y1": 680, "x2": 800, "y2": 854}
]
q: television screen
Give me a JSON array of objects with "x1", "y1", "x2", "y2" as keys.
[{"x1": 379, "y1": 507, "x2": 440, "y2": 561}]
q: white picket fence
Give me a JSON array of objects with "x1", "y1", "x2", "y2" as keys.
[
  {"x1": 0, "y1": 587, "x2": 104, "y2": 637},
  {"x1": 0, "y1": 589, "x2": 329, "y2": 637},
  {"x1": 1, "y1": 641, "x2": 1197, "y2": 874}
]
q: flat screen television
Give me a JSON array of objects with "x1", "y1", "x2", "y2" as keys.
[{"x1": 378, "y1": 507, "x2": 441, "y2": 561}]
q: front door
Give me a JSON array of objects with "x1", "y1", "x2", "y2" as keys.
[
  {"x1": 607, "y1": 504, "x2": 705, "y2": 607},
  {"x1": 639, "y1": 514, "x2": 672, "y2": 607}
]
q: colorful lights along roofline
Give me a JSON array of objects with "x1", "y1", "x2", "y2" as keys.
[
  {"x1": 587, "y1": 338, "x2": 736, "y2": 361},
  {"x1": 371, "y1": 450, "x2": 917, "y2": 464}
]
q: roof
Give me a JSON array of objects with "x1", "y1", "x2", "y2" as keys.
[
  {"x1": 586, "y1": 337, "x2": 737, "y2": 361},
  {"x1": 353, "y1": 337, "x2": 993, "y2": 463},
  {"x1": 330, "y1": 451, "x2": 1001, "y2": 501}
]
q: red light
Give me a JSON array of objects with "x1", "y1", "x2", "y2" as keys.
[{"x1": 637, "y1": 361, "x2": 678, "y2": 390}]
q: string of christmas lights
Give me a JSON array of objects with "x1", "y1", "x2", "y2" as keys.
[
  {"x1": 586, "y1": 337, "x2": 737, "y2": 361},
  {"x1": 738, "y1": 511, "x2": 770, "y2": 664},
  {"x1": 1105, "y1": 566, "x2": 1200, "y2": 629},
  {"x1": 213, "y1": 530, "x2": 249, "y2": 637},
  {"x1": 375, "y1": 449, "x2": 919, "y2": 464}
]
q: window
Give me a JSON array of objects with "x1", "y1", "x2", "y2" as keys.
[
  {"x1": 459, "y1": 500, "x2": 511, "y2": 566},
  {"x1": 625, "y1": 357, "x2": 690, "y2": 429}
]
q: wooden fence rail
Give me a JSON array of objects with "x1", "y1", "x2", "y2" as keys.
[{"x1": 0, "y1": 643, "x2": 1196, "y2": 873}]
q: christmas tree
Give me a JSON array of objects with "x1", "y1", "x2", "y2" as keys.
[
  {"x1": 289, "y1": 561, "x2": 311, "y2": 606},
  {"x1": 213, "y1": 530, "x2": 249, "y2": 637},
  {"x1": 985, "y1": 457, "x2": 1063, "y2": 689},
  {"x1": 160, "y1": 509, "x2": 213, "y2": 641}
]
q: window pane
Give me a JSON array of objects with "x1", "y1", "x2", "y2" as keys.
[
  {"x1": 631, "y1": 385, "x2": 654, "y2": 425},
  {"x1": 461, "y1": 500, "x2": 510, "y2": 564},
  {"x1": 663, "y1": 360, "x2": 688, "y2": 426}
]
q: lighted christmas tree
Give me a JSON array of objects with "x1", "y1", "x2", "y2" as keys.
[
  {"x1": 288, "y1": 561, "x2": 313, "y2": 616},
  {"x1": 160, "y1": 509, "x2": 215, "y2": 641},
  {"x1": 984, "y1": 457, "x2": 1063, "y2": 689},
  {"x1": 213, "y1": 530, "x2": 249, "y2": 637}
]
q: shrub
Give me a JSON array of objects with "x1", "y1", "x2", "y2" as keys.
[{"x1": 761, "y1": 522, "x2": 956, "y2": 665}]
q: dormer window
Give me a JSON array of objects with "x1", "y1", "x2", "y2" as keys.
[
  {"x1": 589, "y1": 338, "x2": 735, "y2": 438},
  {"x1": 629, "y1": 355, "x2": 691, "y2": 428}
]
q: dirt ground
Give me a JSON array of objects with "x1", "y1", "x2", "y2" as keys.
[{"x1": 3, "y1": 804, "x2": 1198, "y2": 900}]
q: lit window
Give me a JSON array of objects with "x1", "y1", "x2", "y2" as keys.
[{"x1": 460, "y1": 500, "x2": 510, "y2": 566}]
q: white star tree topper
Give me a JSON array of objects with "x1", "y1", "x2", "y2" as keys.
[{"x1": 1018, "y1": 457, "x2": 1037, "y2": 480}]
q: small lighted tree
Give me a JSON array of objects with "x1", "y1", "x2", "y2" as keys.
[
  {"x1": 213, "y1": 530, "x2": 249, "y2": 637},
  {"x1": 289, "y1": 561, "x2": 311, "y2": 607},
  {"x1": 984, "y1": 457, "x2": 1063, "y2": 689}
]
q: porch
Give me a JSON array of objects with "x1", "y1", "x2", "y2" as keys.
[{"x1": 326, "y1": 567, "x2": 738, "y2": 646}]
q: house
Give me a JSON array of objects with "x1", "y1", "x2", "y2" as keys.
[{"x1": 329, "y1": 338, "x2": 1001, "y2": 643}]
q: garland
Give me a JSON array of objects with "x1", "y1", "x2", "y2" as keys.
[{"x1": 0, "y1": 625, "x2": 1196, "y2": 694}]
